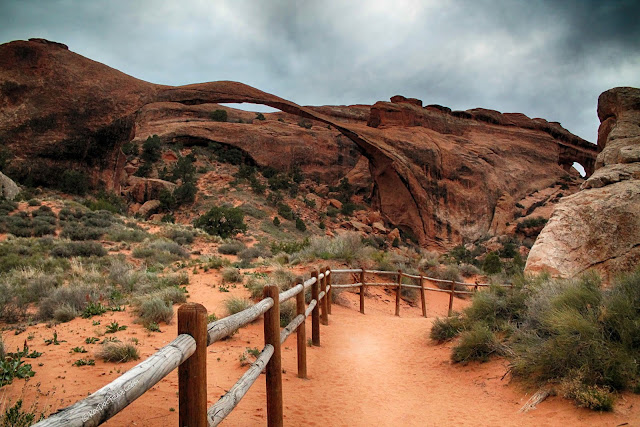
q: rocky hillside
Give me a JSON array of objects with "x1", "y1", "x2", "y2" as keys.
[
  {"x1": 0, "y1": 38, "x2": 597, "y2": 249},
  {"x1": 526, "y1": 87, "x2": 640, "y2": 280}
]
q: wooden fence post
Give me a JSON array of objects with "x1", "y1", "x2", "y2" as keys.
[
  {"x1": 395, "y1": 270, "x2": 402, "y2": 317},
  {"x1": 311, "y1": 270, "x2": 320, "y2": 346},
  {"x1": 419, "y1": 276, "x2": 427, "y2": 318},
  {"x1": 359, "y1": 269, "x2": 365, "y2": 315},
  {"x1": 448, "y1": 280, "x2": 455, "y2": 317},
  {"x1": 178, "y1": 303, "x2": 208, "y2": 427},
  {"x1": 326, "y1": 267, "x2": 332, "y2": 315},
  {"x1": 321, "y1": 268, "x2": 329, "y2": 326},
  {"x1": 295, "y1": 277, "x2": 307, "y2": 379},
  {"x1": 263, "y1": 285, "x2": 283, "y2": 427}
]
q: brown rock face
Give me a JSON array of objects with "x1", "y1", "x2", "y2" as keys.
[
  {"x1": 526, "y1": 87, "x2": 640, "y2": 280},
  {"x1": 0, "y1": 39, "x2": 597, "y2": 248}
]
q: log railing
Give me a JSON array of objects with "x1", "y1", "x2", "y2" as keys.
[
  {"x1": 33, "y1": 266, "x2": 506, "y2": 426},
  {"x1": 330, "y1": 268, "x2": 512, "y2": 317},
  {"x1": 35, "y1": 267, "x2": 333, "y2": 427}
]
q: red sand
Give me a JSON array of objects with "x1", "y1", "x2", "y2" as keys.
[{"x1": 2, "y1": 271, "x2": 639, "y2": 426}]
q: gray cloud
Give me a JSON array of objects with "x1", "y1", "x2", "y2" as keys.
[{"x1": 1, "y1": 0, "x2": 638, "y2": 142}]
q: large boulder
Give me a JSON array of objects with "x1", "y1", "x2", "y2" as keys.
[
  {"x1": 0, "y1": 172, "x2": 19, "y2": 200},
  {"x1": 526, "y1": 87, "x2": 640, "y2": 280}
]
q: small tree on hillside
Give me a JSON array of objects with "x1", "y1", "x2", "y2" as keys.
[{"x1": 194, "y1": 206, "x2": 247, "y2": 238}]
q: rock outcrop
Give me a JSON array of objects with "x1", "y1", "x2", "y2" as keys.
[
  {"x1": 526, "y1": 87, "x2": 640, "y2": 280},
  {"x1": 0, "y1": 39, "x2": 597, "y2": 248},
  {"x1": 0, "y1": 172, "x2": 19, "y2": 200}
]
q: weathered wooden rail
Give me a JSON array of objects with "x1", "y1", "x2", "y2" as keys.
[
  {"x1": 330, "y1": 268, "x2": 511, "y2": 317},
  {"x1": 33, "y1": 266, "x2": 505, "y2": 426}
]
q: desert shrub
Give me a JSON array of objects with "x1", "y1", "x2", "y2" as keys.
[
  {"x1": 292, "y1": 233, "x2": 365, "y2": 264},
  {"x1": 276, "y1": 203, "x2": 294, "y2": 220},
  {"x1": 141, "y1": 135, "x2": 162, "y2": 163},
  {"x1": 51, "y1": 241, "x2": 107, "y2": 258},
  {"x1": 204, "y1": 256, "x2": 229, "y2": 270},
  {"x1": 53, "y1": 304, "x2": 78, "y2": 323},
  {"x1": 459, "y1": 263, "x2": 481, "y2": 277},
  {"x1": 106, "y1": 227, "x2": 149, "y2": 242},
  {"x1": 245, "y1": 276, "x2": 266, "y2": 299},
  {"x1": 451, "y1": 324, "x2": 499, "y2": 363},
  {"x1": 60, "y1": 170, "x2": 89, "y2": 195},
  {"x1": 280, "y1": 300, "x2": 296, "y2": 327},
  {"x1": 218, "y1": 241, "x2": 246, "y2": 255},
  {"x1": 96, "y1": 342, "x2": 140, "y2": 363},
  {"x1": 222, "y1": 267, "x2": 243, "y2": 283},
  {"x1": 562, "y1": 379, "x2": 614, "y2": 411},
  {"x1": 239, "y1": 246, "x2": 268, "y2": 263},
  {"x1": 165, "y1": 228, "x2": 195, "y2": 245},
  {"x1": 430, "y1": 315, "x2": 465, "y2": 342},
  {"x1": 38, "y1": 284, "x2": 102, "y2": 320},
  {"x1": 271, "y1": 238, "x2": 309, "y2": 255},
  {"x1": 225, "y1": 297, "x2": 253, "y2": 315},
  {"x1": 135, "y1": 296, "x2": 174, "y2": 325},
  {"x1": 210, "y1": 109, "x2": 228, "y2": 122},
  {"x1": 437, "y1": 270, "x2": 640, "y2": 410},
  {"x1": 194, "y1": 206, "x2": 247, "y2": 238},
  {"x1": 255, "y1": 113, "x2": 265, "y2": 121},
  {"x1": 85, "y1": 192, "x2": 127, "y2": 214},
  {"x1": 133, "y1": 240, "x2": 188, "y2": 265},
  {"x1": 482, "y1": 252, "x2": 502, "y2": 274},
  {"x1": 295, "y1": 218, "x2": 307, "y2": 232},
  {"x1": 60, "y1": 224, "x2": 105, "y2": 241}
]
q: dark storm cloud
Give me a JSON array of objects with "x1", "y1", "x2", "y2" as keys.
[{"x1": 0, "y1": 0, "x2": 638, "y2": 142}]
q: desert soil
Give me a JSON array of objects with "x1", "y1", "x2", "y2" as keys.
[{"x1": 2, "y1": 270, "x2": 639, "y2": 426}]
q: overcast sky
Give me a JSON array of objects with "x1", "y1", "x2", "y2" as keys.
[{"x1": 1, "y1": 0, "x2": 638, "y2": 143}]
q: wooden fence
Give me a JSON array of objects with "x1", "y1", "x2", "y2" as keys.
[
  {"x1": 330, "y1": 268, "x2": 511, "y2": 317},
  {"x1": 33, "y1": 267, "x2": 508, "y2": 427}
]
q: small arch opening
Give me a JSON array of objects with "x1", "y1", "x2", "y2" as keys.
[{"x1": 572, "y1": 162, "x2": 586, "y2": 177}]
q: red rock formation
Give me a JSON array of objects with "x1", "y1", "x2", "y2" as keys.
[
  {"x1": 526, "y1": 87, "x2": 640, "y2": 280},
  {"x1": 0, "y1": 39, "x2": 597, "y2": 249}
]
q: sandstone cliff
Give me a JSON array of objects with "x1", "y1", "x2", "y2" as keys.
[
  {"x1": 526, "y1": 87, "x2": 640, "y2": 280},
  {"x1": 0, "y1": 39, "x2": 597, "y2": 249}
]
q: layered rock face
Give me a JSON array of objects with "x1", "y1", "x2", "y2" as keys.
[
  {"x1": 526, "y1": 87, "x2": 640, "y2": 280},
  {"x1": 0, "y1": 39, "x2": 597, "y2": 248}
]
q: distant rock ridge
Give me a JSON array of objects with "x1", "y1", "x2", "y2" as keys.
[
  {"x1": 525, "y1": 87, "x2": 640, "y2": 280},
  {"x1": 0, "y1": 39, "x2": 596, "y2": 248}
]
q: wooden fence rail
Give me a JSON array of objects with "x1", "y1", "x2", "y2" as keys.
[
  {"x1": 330, "y1": 268, "x2": 512, "y2": 317},
  {"x1": 34, "y1": 266, "x2": 506, "y2": 427}
]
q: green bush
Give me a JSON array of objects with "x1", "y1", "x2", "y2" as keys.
[
  {"x1": 225, "y1": 297, "x2": 253, "y2": 316},
  {"x1": 276, "y1": 203, "x2": 294, "y2": 220},
  {"x1": 218, "y1": 241, "x2": 246, "y2": 255},
  {"x1": 482, "y1": 252, "x2": 502, "y2": 274},
  {"x1": 438, "y1": 269, "x2": 640, "y2": 410},
  {"x1": 295, "y1": 217, "x2": 307, "y2": 232},
  {"x1": 60, "y1": 170, "x2": 89, "y2": 195},
  {"x1": 96, "y1": 342, "x2": 140, "y2": 363},
  {"x1": 141, "y1": 135, "x2": 162, "y2": 163},
  {"x1": 430, "y1": 316, "x2": 465, "y2": 342},
  {"x1": 51, "y1": 241, "x2": 107, "y2": 258},
  {"x1": 210, "y1": 109, "x2": 228, "y2": 122},
  {"x1": 194, "y1": 206, "x2": 247, "y2": 238},
  {"x1": 280, "y1": 300, "x2": 296, "y2": 327},
  {"x1": 222, "y1": 267, "x2": 243, "y2": 283},
  {"x1": 451, "y1": 324, "x2": 499, "y2": 363},
  {"x1": 135, "y1": 297, "x2": 174, "y2": 325}
]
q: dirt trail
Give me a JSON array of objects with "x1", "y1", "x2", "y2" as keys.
[{"x1": 221, "y1": 289, "x2": 639, "y2": 427}]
